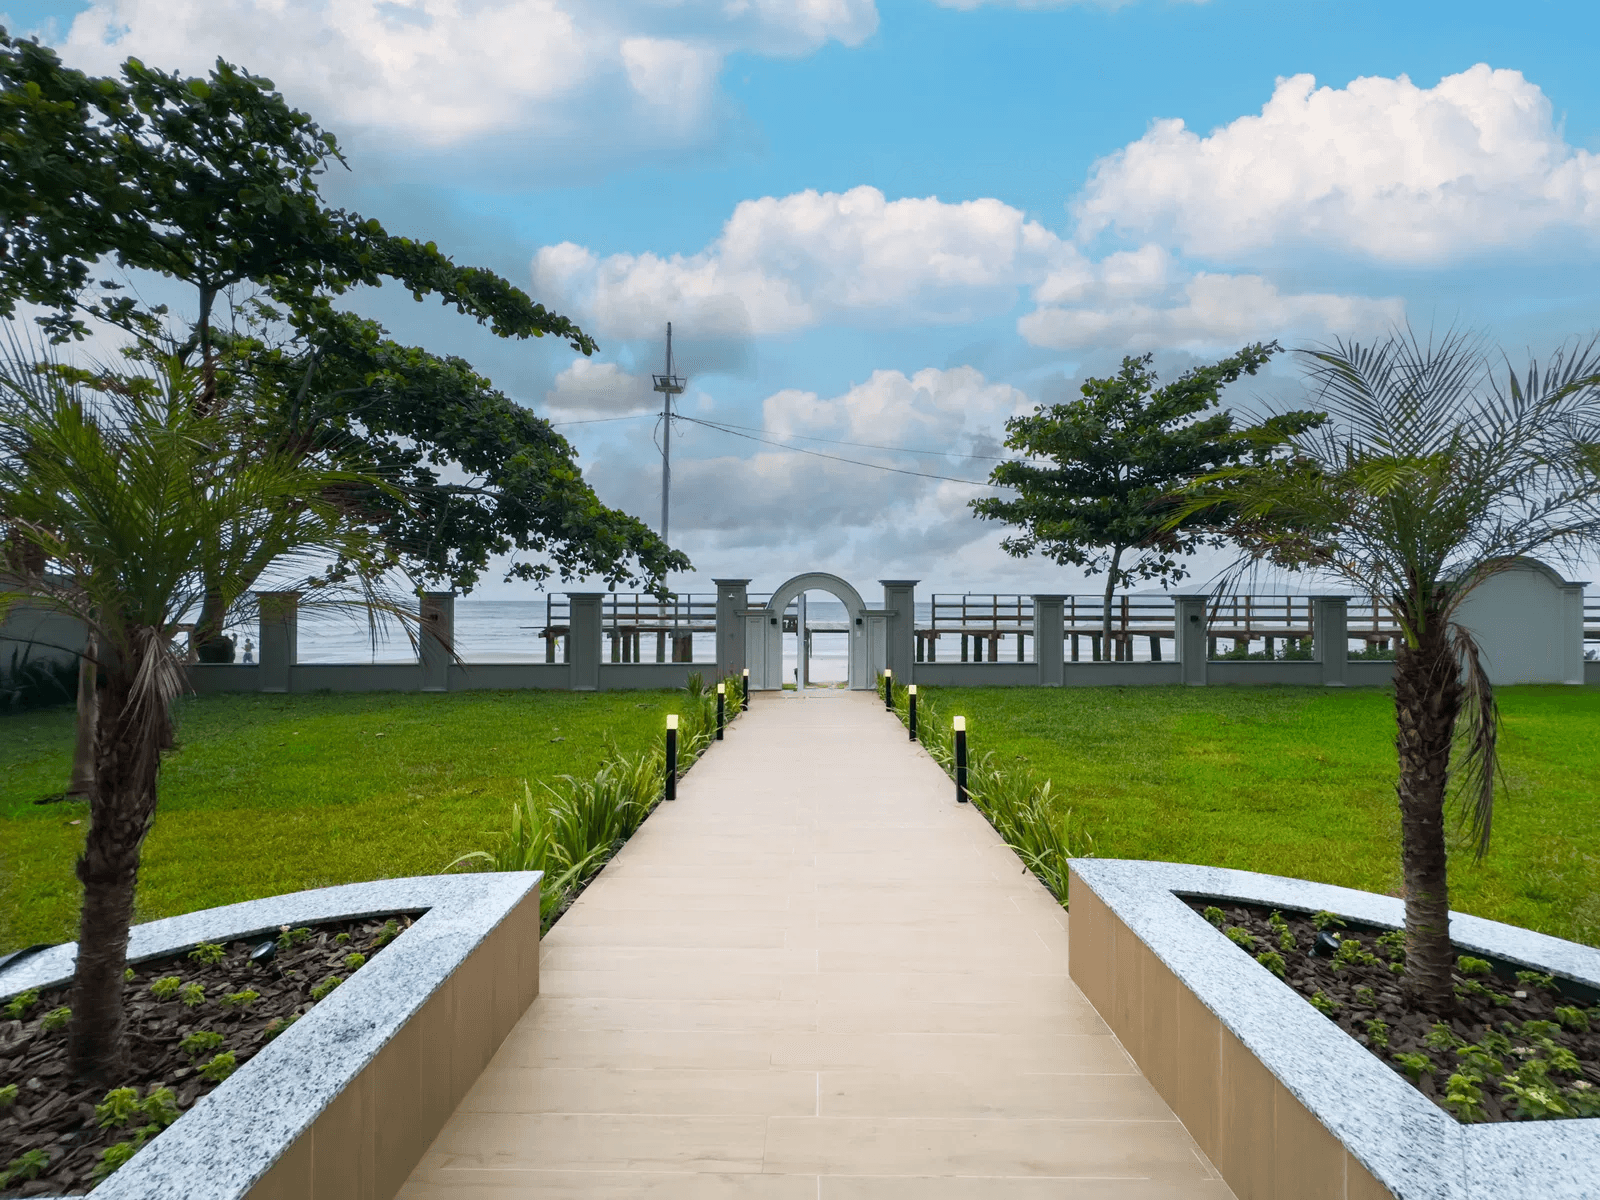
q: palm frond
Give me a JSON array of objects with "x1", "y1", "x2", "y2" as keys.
[{"x1": 1447, "y1": 622, "x2": 1500, "y2": 862}]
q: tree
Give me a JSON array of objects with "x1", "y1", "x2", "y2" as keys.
[
  {"x1": 972, "y1": 344, "x2": 1318, "y2": 656},
  {"x1": 1179, "y1": 329, "x2": 1600, "y2": 1010},
  {"x1": 0, "y1": 355, "x2": 406, "y2": 1083}
]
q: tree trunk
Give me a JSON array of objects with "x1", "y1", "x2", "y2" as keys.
[
  {"x1": 1392, "y1": 610, "x2": 1462, "y2": 1012},
  {"x1": 65, "y1": 640, "x2": 97, "y2": 796},
  {"x1": 67, "y1": 651, "x2": 168, "y2": 1086},
  {"x1": 1100, "y1": 546, "x2": 1124, "y2": 663}
]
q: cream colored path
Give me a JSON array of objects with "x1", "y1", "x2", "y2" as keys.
[{"x1": 399, "y1": 690, "x2": 1233, "y2": 1199}]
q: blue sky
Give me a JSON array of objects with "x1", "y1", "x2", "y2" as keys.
[{"x1": 10, "y1": 0, "x2": 1600, "y2": 597}]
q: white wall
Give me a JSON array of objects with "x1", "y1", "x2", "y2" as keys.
[{"x1": 1454, "y1": 559, "x2": 1586, "y2": 686}]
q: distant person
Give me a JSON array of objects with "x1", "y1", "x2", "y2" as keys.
[{"x1": 242, "y1": 638, "x2": 255, "y2": 664}]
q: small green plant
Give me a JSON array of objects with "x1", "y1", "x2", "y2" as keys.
[
  {"x1": 1456, "y1": 956, "x2": 1492, "y2": 977},
  {"x1": 180, "y1": 1030, "x2": 225, "y2": 1057},
  {"x1": 149, "y1": 976, "x2": 182, "y2": 1000},
  {"x1": 1389, "y1": 961, "x2": 1405, "y2": 976},
  {"x1": 221, "y1": 990, "x2": 260, "y2": 1009},
  {"x1": 188, "y1": 942, "x2": 226, "y2": 965},
  {"x1": 1393, "y1": 1051, "x2": 1433, "y2": 1081},
  {"x1": 1442, "y1": 1072, "x2": 1487, "y2": 1122},
  {"x1": 1424, "y1": 1022, "x2": 1465, "y2": 1051},
  {"x1": 276, "y1": 926, "x2": 312, "y2": 950},
  {"x1": 1376, "y1": 928, "x2": 1406, "y2": 959},
  {"x1": 198, "y1": 1051, "x2": 238, "y2": 1082},
  {"x1": 95, "y1": 1087, "x2": 142, "y2": 1127},
  {"x1": 3, "y1": 989, "x2": 39, "y2": 1020},
  {"x1": 1309, "y1": 991, "x2": 1339, "y2": 1016},
  {"x1": 142, "y1": 1087, "x2": 180, "y2": 1128},
  {"x1": 1515, "y1": 969, "x2": 1556, "y2": 990},
  {"x1": 1224, "y1": 926, "x2": 1256, "y2": 950},
  {"x1": 124, "y1": 967, "x2": 134, "y2": 981},
  {"x1": 1202, "y1": 906, "x2": 1225, "y2": 927},
  {"x1": 1312, "y1": 911, "x2": 1345, "y2": 931},
  {"x1": 1268, "y1": 911, "x2": 1288, "y2": 930},
  {"x1": 39, "y1": 1005, "x2": 71, "y2": 1031},
  {"x1": 0, "y1": 1148, "x2": 50, "y2": 1186},
  {"x1": 263, "y1": 1014, "x2": 299, "y2": 1041},
  {"x1": 1255, "y1": 950, "x2": 1286, "y2": 978},
  {"x1": 310, "y1": 975, "x2": 343, "y2": 1001},
  {"x1": 1553, "y1": 1005, "x2": 1590, "y2": 1033},
  {"x1": 93, "y1": 1140, "x2": 139, "y2": 1181},
  {"x1": 334, "y1": 932, "x2": 351, "y2": 945},
  {"x1": 1278, "y1": 927, "x2": 1298, "y2": 952},
  {"x1": 1353, "y1": 986, "x2": 1376, "y2": 1006},
  {"x1": 179, "y1": 982, "x2": 205, "y2": 1008},
  {"x1": 1520, "y1": 1019, "x2": 1562, "y2": 1038},
  {"x1": 1364, "y1": 1019, "x2": 1390, "y2": 1049},
  {"x1": 373, "y1": 918, "x2": 401, "y2": 946},
  {"x1": 0, "y1": 1083, "x2": 17, "y2": 1107},
  {"x1": 343, "y1": 952, "x2": 367, "y2": 972}
]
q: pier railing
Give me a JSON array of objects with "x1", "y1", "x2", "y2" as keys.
[{"x1": 541, "y1": 593, "x2": 718, "y2": 663}]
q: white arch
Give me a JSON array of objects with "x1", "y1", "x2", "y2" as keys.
[{"x1": 760, "y1": 572, "x2": 872, "y2": 690}]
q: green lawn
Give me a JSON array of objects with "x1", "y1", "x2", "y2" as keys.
[
  {"x1": 1, "y1": 690, "x2": 684, "y2": 952},
  {"x1": 927, "y1": 685, "x2": 1600, "y2": 948}
]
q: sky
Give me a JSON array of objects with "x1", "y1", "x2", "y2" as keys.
[{"x1": 8, "y1": 0, "x2": 1600, "y2": 601}]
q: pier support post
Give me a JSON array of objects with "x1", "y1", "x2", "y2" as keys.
[
  {"x1": 1313, "y1": 595, "x2": 1349, "y2": 687},
  {"x1": 568, "y1": 593, "x2": 603, "y2": 690},
  {"x1": 420, "y1": 591, "x2": 454, "y2": 692},
  {"x1": 256, "y1": 591, "x2": 299, "y2": 694},
  {"x1": 1033, "y1": 595, "x2": 1065, "y2": 686},
  {"x1": 1175, "y1": 594, "x2": 1209, "y2": 687}
]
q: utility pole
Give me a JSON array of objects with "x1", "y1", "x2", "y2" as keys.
[{"x1": 651, "y1": 322, "x2": 685, "y2": 541}]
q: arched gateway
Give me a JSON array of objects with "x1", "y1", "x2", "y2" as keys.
[{"x1": 755, "y1": 572, "x2": 877, "y2": 691}]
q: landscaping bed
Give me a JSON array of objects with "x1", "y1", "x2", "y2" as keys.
[
  {"x1": 1188, "y1": 899, "x2": 1600, "y2": 1124},
  {"x1": 0, "y1": 912, "x2": 417, "y2": 1197}
]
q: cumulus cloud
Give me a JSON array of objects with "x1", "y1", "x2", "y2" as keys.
[
  {"x1": 543, "y1": 359, "x2": 656, "y2": 418},
  {"x1": 1020, "y1": 272, "x2": 1403, "y2": 351},
  {"x1": 60, "y1": 0, "x2": 876, "y2": 149},
  {"x1": 1074, "y1": 64, "x2": 1600, "y2": 264}
]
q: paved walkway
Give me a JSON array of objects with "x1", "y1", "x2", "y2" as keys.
[{"x1": 399, "y1": 690, "x2": 1232, "y2": 1199}]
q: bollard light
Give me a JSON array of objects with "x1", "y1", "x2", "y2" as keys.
[
  {"x1": 716, "y1": 682, "x2": 726, "y2": 740},
  {"x1": 908, "y1": 684, "x2": 918, "y2": 742},
  {"x1": 742, "y1": 667, "x2": 750, "y2": 707},
  {"x1": 953, "y1": 715, "x2": 968, "y2": 803},
  {"x1": 883, "y1": 667, "x2": 893, "y2": 711},
  {"x1": 665, "y1": 714, "x2": 679, "y2": 801}
]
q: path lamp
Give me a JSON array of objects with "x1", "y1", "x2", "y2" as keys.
[
  {"x1": 953, "y1": 715, "x2": 968, "y2": 804},
  {"x1": 716, "y1": 682, "x2": 726, "y2": 740},
  {"x1": 907, "y1": 685, "x2": 918, "y2": 742},
  {"x1": 665, "y1": 714, "x2": 679, "y2": 801},
  {"x1": 741, "y1": 667, "x2": 750, "y2": 707},
  {"x1": 883, "y1": 667, "x2": 893, "y2": 711}
]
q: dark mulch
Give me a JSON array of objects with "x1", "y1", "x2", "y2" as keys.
[
  {"x1": 0, "y1": 913, "x2": 419, "y2": 1196},
  {"x1": 1186, "y1": 899, "x2": 1600, "y2": 1124}
]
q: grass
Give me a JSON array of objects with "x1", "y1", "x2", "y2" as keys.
[
  {"x1": 921, "y1": 685, "x2": 1600, "y2": 948},
  {"x1": 0, "y1": 690, "x2": 691, "y2": 952}
]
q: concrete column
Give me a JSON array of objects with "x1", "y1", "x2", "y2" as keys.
[
  {"x1": 567, "y1": 593, "x2": 603, "y2": 691},
  {"x1": 880, "y1": 580, "x2": 919, "y2": 684},
  {"x1": 1033, "y1": 595, "x2": 1065, "y2": 686},
  {"x1": 1174, "y1": 594, "x2": 1209, "y2": 687},
  {"x1": 420, "y1": 591, "x2": 454, "y2": 692},
  {"x1": 1312, "y1": 595, "x2": 1349, "y2": 687},
  {"x1": 257, "y1": 591, "x2": 299, "y2": 694},
  {"x1": 1560, "y1": 582, "x2": 1587, "y2": 685},
  {"x1": 714, "y1": 578, "x2": 751, "y2": 681}
]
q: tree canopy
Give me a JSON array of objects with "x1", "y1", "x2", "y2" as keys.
[{"x1": 971, "y1": 343, "x2": 1319, "y2": 651}]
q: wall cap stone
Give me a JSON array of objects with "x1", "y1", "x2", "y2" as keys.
[
  {"x1": 1070, "y1": 859, "x2": 1600, "y2": 1200},
  {"x1": 0, "y1": 872, "x2": 541, "y2": 1200}
]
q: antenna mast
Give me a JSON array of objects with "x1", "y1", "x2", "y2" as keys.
[{"x1": 651, "y1": 322, "x2": 685, "y2": 541}]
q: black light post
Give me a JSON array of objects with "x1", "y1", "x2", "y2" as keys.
[
  {"x1": 883, "y1": 667, "x2": 893, "y2": 711},
  {"x1": 665, "y1": 714, "x2": 678, "y2": 801},
  {"x1": 907, "y1": 684, "x2": 918, "y2": 741},
  {"x1": 741, "y1": 667, "x2": 750, "y2": 708},
  {"x1": 953, "y1": 715, "x2": 968, "y2": 803},
  {"x1": 716, "y1": 682, "x2": 726, "y2": 740}
]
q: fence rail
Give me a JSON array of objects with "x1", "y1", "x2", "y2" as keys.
[{"x1": 540, "y1": 593, "x2": 719, "y2": 663}]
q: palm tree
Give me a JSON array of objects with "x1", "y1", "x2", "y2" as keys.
[
  {"x1": 0, "y1": 354, "x2": 405, "y2": 1084},
  {"x1": 1184, "y1": 328, "x2": 1600, "y2": 1011}
]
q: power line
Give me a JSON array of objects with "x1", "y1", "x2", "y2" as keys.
[
  {"x1": 687, "y1": 416, "x2": 1014, "y2": 461},
  {"x1": 675, "y1": 415, "x2": 1008, "y2": 488},
  {"x1": 548, "y1": 413, "x2": 652, "y2": 427}
]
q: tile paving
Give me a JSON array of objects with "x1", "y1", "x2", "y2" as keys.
[{"x1": 398, "y1": 689, "x2": 1232, "y2": 1199}]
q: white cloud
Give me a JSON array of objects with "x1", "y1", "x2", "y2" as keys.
[
  {"x1": 531, "y1": 186, "x2": 1072, "y2": 338},
  {"x1": 543, "y1": 359, "x2": 656, "y2": 418},
  {"x1": 763, "y1": 366, "x2": 1029, "y2": 451},
  {"x1": 1020, "y1": 272, "x2": 1403, "y2": 351},
  {"x1": 61, "y1": 0, "x2": 877, "y2": 148},
  {"x1": 1075, "y1": 64, "x2": 1600, "y2": 264}
]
